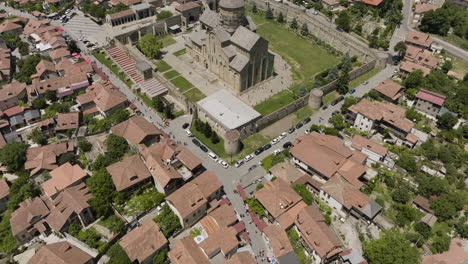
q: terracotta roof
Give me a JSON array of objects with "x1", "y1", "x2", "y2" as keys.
[
  {"x1": 422, "y1": 238, "x2": 468, "y2": 264},
  {"x1": 357, "y1": 0, "x2": 383, "y2": 6},
  {"x1": 204, "y1": 203, "x2": 238, "y2": 230},
  {"x1": 416, "y1": 89, "x2": 445, "y2": 106},
  {"x1": 269, "y1": 161, "x2": 306, "y2": 184},
  {"x1": 27, "y1": 241, "x2": 92, "y2": 264},
  {"x1": 276, "y1": 200, "x2": 307, "y2": 230},
  {"x1": 293, "y1": 175, "x2": 324, "y2": 191},
  {"x1": 0, "y1": 19, "x2": 23, "y2": 34},
  {"x1": 33, "y1": 60, "x2": 56, "y2": 78},
  {"x1": 25, "y1": 142, "x2": 73, "y2": 176},
  {"x1": 199, "y1": 226, "x2": 239, "y2": 257},
  {"x1": 348, "y1": 99, "x2": 414, "y2": 132},
  {"x1": 192, "y1": 171, "x2": 222, "y2": 198},
  {"x1": 41, "y1": 162, "x2": 88, "y2": 198},
  {"x1": 413, "y1": 195, "x2": 433, "y2": 214},
  {"x1": 106, "y1": 154, "x2": 151, "y2": 192},
  {"x1": 254, "y1": 178, "x2": 302, "y2": 219},
  {"x1": 55, "y1": 112, "x2": 79, "y2": 131},
  {"x1": 176, "y1": 1, "x2": 200, "y2": 12},
  {"x1": 108, "y1": 9, "x2": 135, "y2": 20},
  {"x1": 120, "y1": 220, "x2": 168, "y2": 263},
  {"x1": 415, "y1": 3, "x2": 438, "y2": 14},
  {"x1": 351, "y1": 135, "x2": 387, "y2": 156},
  {"x1": 373, "y1": 79, "x2": 404, "y2": 101},
  {"x1": 406, "y1": 31, "x2": 433, "y2": 48},
  {"x1": 295, "y1": 205, "x2": 343, "y2": 258},
  {"x1": 48, "y1": 48, "x2": 71, "y2": 60},
  {"x1": 405, "y1": 47, "x2": 439, "y2": 69},
  {"x1": 0, "y1": 82, "x2": 27, "y2": 105},
  {"x1": 226, "y1": 252, "x2": 256, "y2": 264},
  {"x1": 111, "y1": 116, "x2": 162, "y2": 145},
  {"x1": 0, "y1": 179, "x2": 9, "y2": 200},
  {"x1": 3, "y1": 105, "x2": 25, "y2": 117},
  {"x1": 168, "y1": 236, "x2": 210, "y2": 264},
  {"x1": 10, "y1": 197, "x2": 50, "y2": 235},
  {"x1": 405, "y1": 133, "x2": 419, "y2": 144},
  {"x1": 77, "y1": 81, "x2": 127, "y2": 112},
  {"x1": 263, "y1": 224, "x2": 294, "y2": 259},
  {"x1": 400, "y1": 61, "x2": 431, "y2": 76}
]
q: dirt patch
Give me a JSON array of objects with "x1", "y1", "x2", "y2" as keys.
[{"x1": 260, "y1": 115, "x2": 296, "y2": 138}]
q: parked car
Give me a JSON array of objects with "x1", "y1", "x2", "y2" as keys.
[
  {"x1": 279, "y1": 132, "x2": 287, "y2": 140},
  {"x1": 248, "y1": 164, "x2": 258, "y2": 171},
  {"x1": 283, "y1": 141, "x2": 292, "y2": 148},
  {"x1": 235, "y1": 160, "x2": 245, "y2": 168},
  {"x1": 322, "y1": 105, "x2": 329, "y2": 110},
  {"x1": 295, "y1": 123, "x2": 303, "y2": 129},
  {"x1": 288, "y1": 127, "x2": 295, "y2": 134},
  {"x1": 332, "y1": 110, "x2": 340, "y2": 116},
  {"x1": 331, "y1": 96, "x2": 344, "y2": 106},
  {"x1": 254, "y1": 147, "x2": 264, "y2": 155},
  {"x1": 303, "y1": 117, "x2": 311, "y2": 124},
  {"x1": 305, "y1": 128, "x2": 311, "y2": 134},
  {"x1": 218, "y1": 159, "x2": 229, "y2": 169},
  {"x1": 200, "y1": 145, "x2": 208, "y2": 152},
  {"x1": 192, "y1": 138, "x2": 201, "y2": 146},
  {"x1": 273, "y1": 149, "x2": 282, "y2": 155},
  {"x1": 363, "y1": 81, "x2": 368, "y2": 85},
  {"x1": 271, "y1": 138, "x2": 279, "y2": 145},
  {"x1": 208, "y1": 152, "x2": 218, "y2": 161},
  {"x1": 349, "y1": 88, "x2": 356, "y2": 94},
  {"x1": 244, "y1": 154, "x2": 254, "y2": 162},
  {"x1": 185, "y1": 130, "x2": 193, "y2": 137},
  {"x1": 263, "y1": 143, "x2": 272, "y2": 151},
  {"x1": 182, "y1": 123, "x2": 189, "y2": 129}
]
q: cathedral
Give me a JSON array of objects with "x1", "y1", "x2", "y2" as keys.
[{"x1": 186, "y1": 0, "x2": 275, "y2": 94}]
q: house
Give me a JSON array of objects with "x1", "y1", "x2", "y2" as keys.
[
  {"x1": 400, "y1": 61, "x2": 431, "y2": 76},
  {"x1": 415, "y1": 89, "x2": 446, "y2": 117},
  {"x1": 0, "y1": 19, "x2": 24, "y2": 35},
  {"x1": 347, "y1": 99, "x2": 417, "y2": 147},
  {"x1": 175, "y1": 1, "x2": 202, "y2": 29},
  {"x1": 0, "y1": 179, "x2": 9, "y2": 212},
  {"x1": 24, "y1": 109, "x2": 41, "y2": 125},
  {"x1": 32, "y1": 60, "x2": 58, "y2": 80},
  {"x1": 373, "y1": 80, "x2": 404, "y2": 103},
  {"x1": 139, "y1": 139, "x2": 203, "y2": 195},
  {"x1": 294, "y1": 205, "x2": 343, "y2": 263},
  {"x1": 357, "y1": 0, "x2": 383, "y2": 6},
  {"x1": 76, "y1": 80, "x2": 127, "y2": 116},
  {"x1": 225, "y1": 252, "x2": 256, "y2": 264},
  {"x1": 0, "y1": 82, "x2": 28, "y2": 111},
  {"x1": 106, "y1": 154, "x2": 152, "y2": 193},
  {"x1": 263, "y1": 225, "x2": 300, "y2": 264},
  {"x1": 166, "y1": 171, "x2": 222, "y2": 228},
  {"x1": 10, "y1": 197, "x2": 50, "y2": 244},
  {"x1": 405, "y1": 31, "x2": 433, "y2": 49},
  {"x1": 290, "y1": 132, "x2": 368, "y2": 188},
  {"x1": 55, "y1": 112, "x2": 79, "y2": 133},
  {"x1": 48, "y1": 48, "x2": 71, "y2": 63},
  {"x1": 41, "y1": 162, "x2": 88, "y2": 199},
  {"x1": 111, "y1": 116, "x2": 163, "y2": 146},
  {"x1": 38, "y1": 118, "x2": 56, "y2": 136},
  {"x1": 119, "y1": 219, "x2": 168, "y2": 264},
  {"x1": 350, "y1": 135, "x2": 390, "y2": 164},
  {"x1": 168, "y1": 236, "x2": 210, "y2": 264},
  {"x1": 25, "y1": 142, "x2": 74, "y2": 177},
  {"x1": 412, "y1": 195, "x2": 437, "y2": 226},
  {"x1": 414, "y1": 4, "x2": 438, "y2": 23},
  {"x1": 421, "y1": 238, "x2": 468, "y2": 264},
  {"x1": 404, "y1": 45, "x2": 438, "y2": 69},
  {"x1": 319, "y1": 175, "x2": 382, "y2": 220},
  {"x1": 0, "y1": 48, "x2": 12, "y2": 83},
  {"x1": 269, "y1": 161, "x2": 306, "y2": 185},
  {"x1": 27, "y1": 241, "x2": 93, "y2": 264}
]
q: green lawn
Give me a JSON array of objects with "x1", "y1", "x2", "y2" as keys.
[
  {"x1": 294, "y1": 106, "x2": 316, "y2": 123},
  {"x1": 163, "y1": 70, "x2": 180, "y2": 80},
  {"x1": 183, "y1": 88, "x2": 206, "y2": 102},
  {"x1": 173, "y1": 48, "x2": 187, "y2": 56},
  {"x1": 254, "y1": 90, "x2": 295, "y2": 116},
  {"x1": 171, "y1": 76, "x2": 193, "y2": 92},
  {"x1": 93, "y1": 50, "x2": 134, "y2": 88},
  {"x1": 190, "y1": 125, "x2": 226, "y2": 157},
  {"x1": 157, "y1": 34, "x2": 176, "y2": 47},
  {"x1": 349, "y1": 68, "x2": 380, "y2": 90},
  {"x1": 156, "y1": 60, "x2": 172, "y2": 72},
  {"x1": 322, "y1": 91, "x2": 338, "y2": 105},
  {"x1": 228, "y1": 133, "x2": 273, "y2": 164}
]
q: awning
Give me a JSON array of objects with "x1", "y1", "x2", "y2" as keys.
[{"x1": 169, "y1": 25, "x2": 180, "y2": 30}]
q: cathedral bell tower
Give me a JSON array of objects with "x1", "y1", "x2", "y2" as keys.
[{"x1": 219, "y1": 0, "x2": 246, "y2": 34}]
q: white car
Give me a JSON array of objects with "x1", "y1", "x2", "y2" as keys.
[
  {"x1": 244, "y1": 154, "x2": 254, "y2": 162},
  {"x1": 273, "y1": 149, "x2": 282, "y2": 155},
  {"x1": 305, "y1": 128, "x2": 311, "y2": 134},
  {"x1": 218, "y1": 160, "x2": 229, "y2": 169},
  {"x1": 271, "y1": 138, "x2": 279, "y2": 145},
  {"x1": 208, "y1": 152, "x2": 218, "y2": 161},
  {"x1": 279, "y1": 132, "x2": 287, "y2": 140},
  {"x1": 185, "y1": 130, "x2": 193, "y2": 137}
]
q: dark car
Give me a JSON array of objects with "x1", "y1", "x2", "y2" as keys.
[
  {"x1": 254, "y1": 147, "x2": 264, "y2": 155},
  {"x1": 249, "y1": 164, "x2": 258, "y2": 171},
  {"x1": 332, "y1": 110, "x2": 341, "y2": 116},
  {"x1": 303, "y1": 117, "x2": 311, "y2": 124},
  {"x1": 283, "y1": 141, "x2": 292, "y2": 148},
  {"x1": 331, "y1": 96, "x2": 345, "y2": 106},
  {"x1": 322, "y1": 105, "x2": 329, "y2": 110},
  {"x1": 192, "y1": 138, "x2": 201, "y2": 146},
  {"x1": 263, "y1": 143, "x2": 272, "y2": 151},
  {"x1": 200, "y1": 145, "x2": 208, "y2": 152},
  {"x1": 348, "y1": 88, "x2": 356, "y2": 94},
  {"x1": 288, "y1": 127, "x2": 295, "y2": 134},
  {"x1": 182, "y1": 123, "x2": 190, "y2": 129},
  {"x1": 295, "y1": 123, "x2": 303, "y2": 129}
]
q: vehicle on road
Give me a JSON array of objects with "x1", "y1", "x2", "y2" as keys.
[
  {"x1": 288, "y1": 127, "x2": 295, "y2": 134},
  {"x1": 263, "y1": 143, "x2": 272, "y2": 151},
  {"x1": 200, "y1": 145, "x2": 208, "y2": 152},
  {"x1": 363, "y1": 81, "x2": 368, "y2": 85},
  {"x1": 273, "y1": 149, "x2": 282, "y2": 155},
  {"x1": 279, "y1": 132, "x2": 287, "y2": 140},
  {"x1": 254, "y1": 147, "x2": 264, "y2": 155},
  {"x1": 271, "y1": 138, "x2": 279, "y2": 145},
  {"x1": 182, "y1": 123, "x2": 189, "y2": 129},
  {"x1": 295, "y1": 123, "x2": 303, "y2": 129},
  {"x1": 208, "y1": 152, "x2": 218, "y2": 161},
  {"x1": 192, "y1": 138, "x2": 201, "y2": 146},
  {"x1": 283, "y1": 141, "x2": 292, "y2": 148},
  {"x1": 322, "y1": 105, "x2": 329, "y2": 110},
  {"x1": 244, "y1": 154, "x2": 254, "y2": 162},
  {"x1": 218, "y1": 159, "x2": 229, "y2": 169},
  {"x1": 235, "y1": 160, "x2": 244, "y2": 168},
  {"x1": 248, "y1": 164, "x2": 258, "y2": 171},
  {"x1": 331, "y1": 96, "x2": 344, "y2": 106},
  {"x1": 303, "y1": 117, "x2": 311, "y2": 124},
  {"x1": 349, "y1": 88, "x2": 356, "y2": 94},
  {"x1": 305, "y1": 128, "x2": 311, "y2": 134},
  {"x1": 332, "y1": 110, "x2": 340, "y2": 116},
  {"x1": 185, "y1": 130, "x2": 193, "y2": 137}
]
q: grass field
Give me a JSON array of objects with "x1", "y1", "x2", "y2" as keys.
[
  {"x1": 254, "y1": 90, "x2": 295, "y2": 116},
  {"x1": 183, "y1": 88, "x2": 206, "y2": 102},
  {"x1": 156, "y1": 60, "x2": 172, "y2": 72},
  {"x1": 322, "y1": 91, "x2": 339, "y2": 105},
  {"x1": 163, "y1": 70, "x2": 180, "y2": 80},
  {"x1": 173, "y1": 48, "x2": 187, "y2": 56},
  {"x1": 171, "y1": 76, "x2": 193, "y2": 92},
  {"x1": 157, "y1": 34, "x2": 176, "y2": 47},
  {"x1": 349, "y1": 68, "x2": 380, "y2": 89},
  {"x1": 92, "y1": 50, "x2": 134, "y2": 88}
]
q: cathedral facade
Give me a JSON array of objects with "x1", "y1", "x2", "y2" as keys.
[{"x1": 186, "y1": 0, "x2": 274, "y2": 94}]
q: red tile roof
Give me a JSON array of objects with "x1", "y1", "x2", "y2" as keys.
[
  {"x1": 415, "y1": 89, "x2": 446, "y2": 106},
  {"x1": 357, "y1": 0, "x2": 383, "y2": 6},
  {"x1": 406, "y1": 31, "x2": 433, "y2": 48},
  {"x1": 176, "y1": 1, "x2": 200, "y2": 12}
]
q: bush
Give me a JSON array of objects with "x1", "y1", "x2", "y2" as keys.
[
  {"x1": 245, "y1": 198, "x2": 266, "y2": 217},
  {"x1": 106, "y1": 134, "x2": 129, "y2": 159},
  {"x1": 414, "y1": 222, "x2": 431, "y2": 239},
  {"x1": 78, "y1": 140, "x2": 92, "y2": 152},
  {"x1": 152, "y1": 248, "x2": 168, "y2": 264},
  {"x1": 101, "y1": 215, "x2": 126, "y2": 234},
  {"x1": 156, "y1": 10, "x2": 172, "y2": 20},
  {"x1": 107, "y1": 243, "x2": 131, "y2": 264},
  {"x1": 292, "y1": 184, "x2": 313, "y2": 205},
  {"x1": 153, "y1": 205, "x2": 182, "y2": 237}
]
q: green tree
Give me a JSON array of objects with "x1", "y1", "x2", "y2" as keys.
[
  {"x1": 78, "y1": 140, "x2": 92, "y2": 152},
  {"x1": 28, "y1": 128, "x2": 47, "y2": 145},
  {"x1": 0, "y1": 142, "x2": 28, "y2": 172},
  {"x1": 341, "y1": 96, "x2": 359, "y2": 112},
  {"x1": 414, "y1": 222, "x2": 431, "y2": 239},
  {"x1": 45, "y1": 90, "x2": 57, "y2": 102},
  {"x1": 405, "y1": 107, "x2": 423, "y2": 122},
  {"x1": 32, "y1": 97, "x2": 47, "y2": 109},
  {"x1": 335, "y1": 11, "x2": 351, "y2": 32},
  {"x1": 326, "y1": 66, "x2": 339, "y2": 82},
  {"x1": 363, "y1": 230, "x2": 420, "y2": 264},
  {"x1": 107, "y1": 243, "x2": 131, "y2": 264},
  {"x1": 106, "y1": 134, "x2": 129, "y2": 159},
  {"x1": 156, "y1": 10, "x2": 173, "y2": 20},
  {"x1": 210, "y1": 132, "x2": 220, "y2": 144},
  {"x1": 265, "y1": 7, "x2": 274, "y2": 19},
  {"x1": 252, "y1": 3, "x2": 258, "y2": 13},
  {"x1": 336, "y1": 71, "x2": 350, "y2": 94},
  {"x1": 137, "y1": 33, "x2": 163, "y2": 58},
  {"x1": 67, "y1": 40, "x2": 81, "y2": 54},
  {"x1": 394, "y1": 204, "x2": 421, "y2": 227},
  {"x1": 102, "y1": 215, "x2": 126, "y2": 233},
  {"x1": 419, "y1": 9, "x2": 451, "y2": 36},
  {"x1": 7, "y1": 176, "x2": 41, "y2": 211},
  {"x1": 437, "y1": 113, "x2": 457, "y2": 130},
  {"x1": 329, "y1": 113, "x2": 347, "y2": 130},
  {"x1": 277, "y1": 12, "x2": 284, "y2": 23},
  {"x1": 152, "y1": 96, "x2": 164, "y2": 112},
  {"x1": 391, "y1": 185, "x2": 411, "y2": 204},
  {"x1": 292, "y1": 184, "x2": 313, "y2": 205},
  {"x1": 440, "y1": 60, "x2": 453, "y2": 73},
  {"x1": 290, "y1": 18, "x2": 298, "y2": 30},
  {"x1": 396, "y1": 151, "x2": 417, "y2": 173},
  {"x1": 393, "y1": 41, "x2": 407, "y2": 59},
  {"x1": 403, "y1": 70, "x2": 424, "y2": 89},
  {"x1": 164, "y1": 104, "x2": 173, "y2": 119},
  {"x1": 153, "y1": 205, "x2": 182, "y2": 237},
  {"x1": 301, "y1": 23, "x2": 309, "y2": 36},
  {"x1": 430, "y1": 192, "x2": 465, "y2": 220},
  {"x1": 153, "y1": 248, "x2": 168, "y2": 264},
  {"x1": 431, "y1": 234, "x2": 451, "y2": 253},
  {"x1": 86, "y1": 169, "x2": 117, "y2": 218}
]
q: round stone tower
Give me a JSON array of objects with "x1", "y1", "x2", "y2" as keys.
[
  {"x1": 308, "y1": 89, "x2": 323, "y2": 109},
  {"x1": 224, "y1": 129, "x2": 241, "y2": 155},
  {"x1": 219, "y1": 0, "x2": 246, "y2": 34}
]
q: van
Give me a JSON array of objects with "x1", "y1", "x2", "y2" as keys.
[{"x1": 208, "y1": 152, "x2": 218, "y2": 161}]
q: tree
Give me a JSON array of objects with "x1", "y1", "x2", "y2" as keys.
[
  {"x1": 78, "y1": 140, "x2": 92, "y2": 153},
  {"x1": 152, "y1": 96, "x2": 164, "y2": 113},
  {"x1": 153, "y1": 248, "x2": 168, "y2": 264},
  {"x1": 153, "y1": 205, "x2": 182, "y2": 237},
  {"x1": 137, "y1": 33, "x2": 163, "y2": 58},
  {"x1": 437, "y1": 112, "x2": 457, "y2": 130},
  {"x1": 0, "y1": 142, "x2": 28, "y2": 172},
  {"x1": 164, "y1": 104, "x2": 173, "y2": 119},
  {"x1": 86, "y1": 169, "x2": 117, "y2": 218},
  {"x1": 252, "y1": 3, "x2": 258, "y2": 13},
  {"x1": 419, "y1": 9, "x2": 451, "y2": 36},
  {"x1": 431, "y1": 234, "x2": 451, "y2": 253},
  {"x1": 106, "y1": 134, "x2": 129, "y2": 159},
  {"x1": 391, "y1": 185, "x2": 411, "y2": 204},
  {"x1": 326, "y1": 66, "x2": 339, "y2": 82},
  {"x1": 290, "y1": 18, "x2": 298, "y2": 30},
  {"x1": 28, "y1": 128, "x2": 47, "y2": 145},
  {"x1": 292, "y1": 184, "x2": 313, "y2": 205},
  {"x1": 403, "y1": 70, "x2": 424, "y2": 89},
  {"x1": 67, "y1": 40, "x2": 81, "y2": 54},
  {"x1": 277, "y1": 12, "x2": 284, "y2": 23},
  {"x1": 336, "y1": 71, "x2": 350, "y2": 94},
  {"x1": 335, "y1": 11, "x2": 351, "y2": 32},
  {"x1": 393, "y1": 41, "x2": 407, "y2": 59},
  {"x1": 45, "y1": 90, "x2": 57, "y2": 102},
  {"x1": 102, "y1": 215, "x2": 125, "y2": 234},
  {"x1": 329, "y1": 113, "x2": 347, "y2": 130},
  {"x1": 323, "y1": 127, "x2": 339, "y2": 136},
  {"x1": 405, "y1": 107, "x2": 423, "y2": 122},
  {"x1": 441, "y1": 60, "x2": 453, "y2": 73},
  {"x1": 341, "y1": 97, "x2": 359, "y2": 112},
  {"x1": 32, "y1": 97, "x2": 47, "y2": 109},
  {"x1": 7, "y1": 176, "x2": 41, "y2": 211},
  {"x1": 107, "y1": 243, "x2": 131, "y2": 264},
  {"x1": 363, "y1": 230, "x2": 420, "y2": 264},
  {"x1": 156, "y1": 10, "x2": 173, "y2": 20},
  {"x1": 298, "y1": 85, "x2": 308, "y2": 97},
  {"x1": 414, "y1": 222, "x2": 431, "y2": 239},
  {"x1": 396, "y1": 151, "x2": 417, "y2": 173},
  {"x1": 301, "y1": 23, "x2": 309, "y2": 36},
  {"x1": 430, "y1": 192, "x2": 465, "y2": 220},
  {"x1": 265, "y1": 7, "x2": 274, "y2": 20},
  {"x1": 210, "y1": 132, "x2": 220, "y2": 144}
]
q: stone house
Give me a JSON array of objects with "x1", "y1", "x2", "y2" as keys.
[{"x1": 414, "y1": 89, "x2": 445, "y2": 117}]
